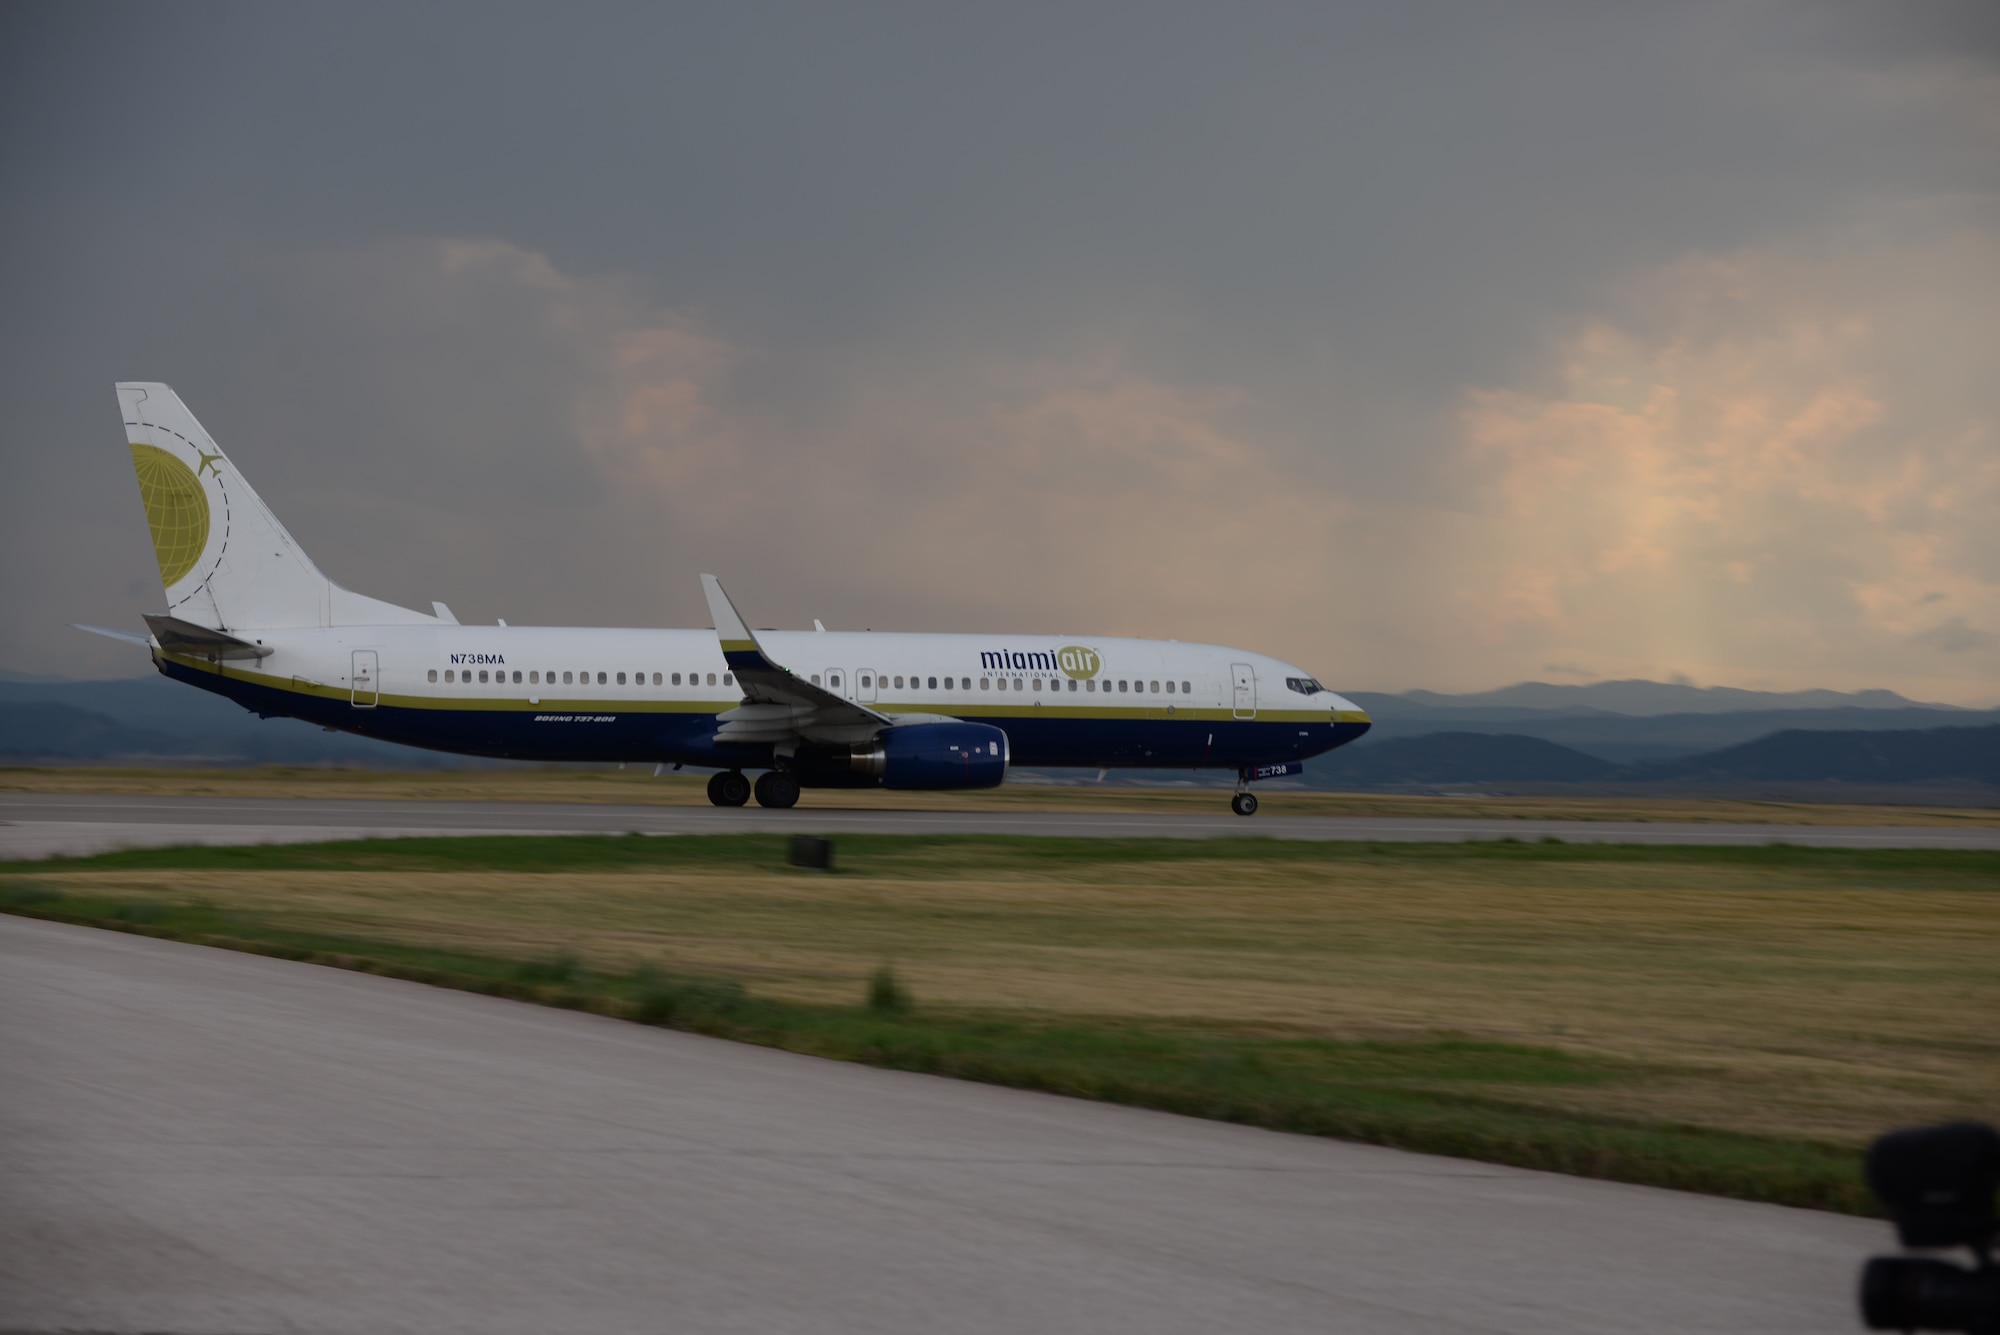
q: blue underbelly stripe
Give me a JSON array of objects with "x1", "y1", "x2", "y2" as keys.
[{"x1": 159, "y1": 659, "x2": 1369, "y2": 769}]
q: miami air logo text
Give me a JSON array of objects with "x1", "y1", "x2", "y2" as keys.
[
  {"x1": 977, "y1": 646, "x2": 1101, "y2": 680},
  {"x1": 1056, "y1": 646, "x2": 1101, "y2": 680}
]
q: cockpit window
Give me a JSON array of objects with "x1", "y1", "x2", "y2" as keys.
[{"x1": 1286, "y1": 676, "x2": 1325, "y2": 695}]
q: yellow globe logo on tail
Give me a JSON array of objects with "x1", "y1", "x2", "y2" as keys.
[{"x1": 129, "y1": 443, "x2": 211, "y2": 587}]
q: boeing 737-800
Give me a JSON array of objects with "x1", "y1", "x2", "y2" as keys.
[{"x1": 83, "y1": 383, "x2": 1370, "y2": 814}]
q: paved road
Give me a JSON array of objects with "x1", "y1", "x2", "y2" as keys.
[
  {"x1": 0, "y1": 914, "x2": 1877, "y2": 1335},
  {"x1": 4, "y1": 790, "x2": 1997, "y2": 857}
]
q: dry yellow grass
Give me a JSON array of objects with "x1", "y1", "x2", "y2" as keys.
[
  {"x1": 4, "y1": 763, "x2": 1996, "y2": 825},
  {"x1": 42, "y1": 847, "x2": 1998, "y2": 1145}
]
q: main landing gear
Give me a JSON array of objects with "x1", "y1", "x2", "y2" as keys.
[
  {"x1": 705, "y1": 770, "x2": 801, "y2": 809},
  {"x1": 753, "y1": 771, "x2": 800, "y2": 809},
  {"x1": 1230, "y1": 767, "x2": 1259, "y2": 817}
]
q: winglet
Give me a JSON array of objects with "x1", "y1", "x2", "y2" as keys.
[{"x1": 701, "y1": 574, "x2": 775, "y2": 673}]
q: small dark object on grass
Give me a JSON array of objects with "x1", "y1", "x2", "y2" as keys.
[
  {"x1": 790, "y1": 836, "x2": 834, "y2": 871},
  {"x1": 868, "y1": 964, "x2": 911, "y2": 1014}
]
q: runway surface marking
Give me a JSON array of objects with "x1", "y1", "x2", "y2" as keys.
[
  {"x1": 0, "y1": 914, "x2": 1875, "y2": 1334},
  {"x1": 6, "y1": 791, "x2": 1996, "y2": 856}
]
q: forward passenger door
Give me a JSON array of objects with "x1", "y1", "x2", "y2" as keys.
[{"x1": 1231, "y1": 663, "x2": 1256, "y2": 719}]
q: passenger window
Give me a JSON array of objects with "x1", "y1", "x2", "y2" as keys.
[
  {"x1": 1182, "y1": 681, "x2": 1191, "y2": 694},
  {"x1": 1151, "y1": 681, "x2": 1159, "y2": 693},
  {"x1": 894, "y1": 676, "x2": 903, "y2": 689},
  {"x1": 723, "y1": 673, "x2": 733, "y2": 686},
  {"x1": 1068, "y1": 678, "x2": 1077, "y2": 691},
  {"x1": 511, "y1": 671, "x2": 521, "y2": 684},
  {"x1": 831, "y1": 674, "x2": 841, "y2": 689},
  {"x1": 1165, "y1": 680, "x2": 1174, "y2": 694},
  {"x1": 479, "y1": 670, "x2": 489, "y2": 683},
  {"x1": 430, "y1": 669, "x2": 440, "y2": 683},
  {"x1": 673, "y1": 672, "x2": 682, "y2": 685},
  {"x1": 616, "y1": 672, "x2": 626, "y2": 685},
  {"x1": 594, "y1": 671, "x2": 604, "y2": 685},
  {"x1": 560, "y1": 671, "x2": 571, "y2": 684},
  {"x1": 1118, "y1": 680, "x2": 1128, "y2": 693},
  {"x1": 1032, "y1": 678, "x2": 1042, "y2": 691},
  {"x1": 927, "y1": 676, "x2": 937, "y2": 689},
  {"x1": 980, "y1": 678, "x2": 990, "y2": 691},
  {"x1": 811, "y1": 674, "x2": 821, "y2": 686},
  {"x1": 527, "y1": 671, "x2": 537, "y2": 684},
  {"x1": 1085, "y1": 679, "x2": 1094, "y2": 692},
  {"x1": 707, "y1": 672, "x2": 716, "y2": 686}
]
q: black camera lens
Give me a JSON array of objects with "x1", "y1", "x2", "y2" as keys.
[
  {"x1": 1868, "y1": 1122, "x2": 2000, "y2": 1250},
  {"x1": 1861, "y1": 1256, "x2": 2000, "y2": 1333}
]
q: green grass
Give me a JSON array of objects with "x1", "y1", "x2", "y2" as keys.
[
  {"x1": 7, "y1": 829, "x2": 1997, "y2": 881},
  {"x1": 0, "y1": 863, "x2": 1883, "y2": 1215}
]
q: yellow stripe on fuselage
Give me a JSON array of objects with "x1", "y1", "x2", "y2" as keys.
[{"x1": 160, "y1": 651, "x2": 1359, "y2": 724}]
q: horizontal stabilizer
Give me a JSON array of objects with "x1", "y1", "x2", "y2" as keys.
[
  {"x1": 142, "y1": 614, "x2": 273, "y2": 660},
  {"x1": 72, "y1": 623, "x2": 153, "y2": 647}
]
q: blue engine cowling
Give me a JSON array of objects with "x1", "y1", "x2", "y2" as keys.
[{"x1": 850, "y1": 722, "x2": 1009, "y2": 790}]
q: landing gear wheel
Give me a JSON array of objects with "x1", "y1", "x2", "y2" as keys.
[
  {"x1": 1230, "y1": 792, "x2": 1259, "y2": 817},
  {"x1": 707, "y1": 771, "x2": 751, "y2": 807},
  {"x1": 754, "y1": 771, "x2": 801, "y2": 809}
]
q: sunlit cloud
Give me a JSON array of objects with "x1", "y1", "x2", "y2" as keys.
[
  {"x1": 1448, "y1": 229, "x2": 2000, "y2": 702},
  {"x1": 125, "y1": 226, "x2": 1996, "y2": 706}
]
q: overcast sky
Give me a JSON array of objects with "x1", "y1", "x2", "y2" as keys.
[{"x1": 4, "y1": 2, "x2": 1996, "y2": 701}]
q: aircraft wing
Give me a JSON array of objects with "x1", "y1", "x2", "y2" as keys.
[{"x1": 701, "y1": 574, "x2": 893, "y2": 744}]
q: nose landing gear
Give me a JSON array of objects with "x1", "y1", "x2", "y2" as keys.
[{"x1": 1231, "y1": 766, "x2": 1260, "y2": 817}]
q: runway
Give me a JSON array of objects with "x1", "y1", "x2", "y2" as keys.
[
  {"x1": 5, "y1": 790, "x2": 1998, "y2": 858},
  {"x1": 0, "y1": 914, "x2": 1875, "y2": 1334}
]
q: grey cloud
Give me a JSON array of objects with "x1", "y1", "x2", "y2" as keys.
[
  {"x1": 1911, "y1": 618, "x2": 1995, "y2": 654},
  {"x1": 2, "y1": 2, "x2": 1995, "y2": 700}
]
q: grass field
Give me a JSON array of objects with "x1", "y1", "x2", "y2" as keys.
[
  {"x1": 4, "y1": 763, "x2": 1998, "y2": 825},
  {"x1": 6, "y1": 833, "x2": 1994, "y2": 1213}
]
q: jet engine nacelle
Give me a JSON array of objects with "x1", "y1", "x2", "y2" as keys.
[{"x1": 849, "y1": 722, "x2": 1009, "y2": 790}]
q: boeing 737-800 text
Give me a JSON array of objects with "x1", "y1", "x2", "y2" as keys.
[{"x1": 83, "y1": 384, "x2": 1370, "y2": 813}]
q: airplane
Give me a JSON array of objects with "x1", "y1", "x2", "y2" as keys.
[{"x1": 81, "y1": 383, "x2": 1371, "y2": 815}]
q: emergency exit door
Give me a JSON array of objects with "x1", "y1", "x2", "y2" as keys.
[{"x1": 351, "y1": 650, "x2": 379, "y2": 708}]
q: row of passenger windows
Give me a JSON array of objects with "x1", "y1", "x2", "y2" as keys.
[
  {"x1": 428, "y1": 669, "x2": 734, "y2": 687},
  {"x1": 814, "y1": 673, "x2": 1194, "y2": 695},
  {"x1": 424, "y1": 667, "x2": 1196, "y2": 696}
]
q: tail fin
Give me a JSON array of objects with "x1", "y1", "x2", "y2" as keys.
[{"x1": 118, "y1": 383, "x2": 430, "y2": 631}]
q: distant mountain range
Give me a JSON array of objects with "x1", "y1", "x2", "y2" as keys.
[
  {"x1": 1307, "y1": 725, "x2": 2000, "y2": 790},
  {"x1": 1342, "y1": 687, "x2": 1997, "y2": 766},
  {"x1": 0, "y1": 675, "x2": 506, "y2": 768},
  {"x1": 1634, "y1": 724, "x2": 2000, "y2": 786},
  {"x1": 1380, "y1": 680, "x2": 1958, "y2": 715},
  {"x1": 2, "y1": 675, "x2": 1995, "y2": 793}
]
